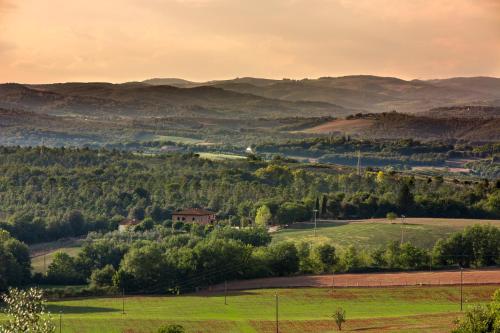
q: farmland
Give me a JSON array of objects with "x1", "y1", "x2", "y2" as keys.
[
  {"x1": 198, "y1": 152, "x2": 247, "y2": 161},
  {"x1": 1, "y1": 285, "x2": 497, "y2": 332},
  {"x1": 145, "y1": 135, "x2": 204, "y2": 145},
  {"x1": 271, "y1": 218, "x2": 500, "y2": 251},
  {"x1": 28, "y1": 218, "x2": 500, "y2": 275}
]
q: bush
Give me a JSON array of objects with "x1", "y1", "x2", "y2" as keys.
[
  {"x1": 46, "y1": 252, "x2": 83, "y2": 285},
  {"x1": 452, "y1": 288, "x2": 500, "y2": 332},
  {"x1": 386, "y1": 212, "x2": 397, "y2": 220},
  {"x1": 157, "y1": 324, "x2": 185, "y2": 333},
  {"x1": 90, "y1": 265, "x2": 116, "y2": 287}
]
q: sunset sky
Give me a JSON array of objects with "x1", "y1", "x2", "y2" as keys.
[{"x1": 1, "y1": 0, "x2": 499, "y2": 83}]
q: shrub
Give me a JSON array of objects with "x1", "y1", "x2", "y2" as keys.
[
  {"x1": 386, "y1": 212, "x2": 397, "y2": 220},
  {"x1": 332, "y1": 307, "x2": 346, "y2": 331},
  {"x1": 90, "y1": 264, "x2": 116, "y2": 287},
  {"x1": 157, "y1": 324, "x2": 185, "y2": 333}
]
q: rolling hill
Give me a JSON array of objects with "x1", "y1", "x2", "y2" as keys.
[
  {"x1": 420, "y1": 105, "x2": 500, "y2": 118},
  {"x1": 16, "y1": 82, "x2": 349, "y2": 119},
  {"x1": 143, "y1": 75, "x2": 500, "y2": 113},
  {"x1": 302, "y1": 112, "x2": 500, "y2": 142},
  {"x1": 1, "y1": 75, "x2": 499, "y2": 147}
]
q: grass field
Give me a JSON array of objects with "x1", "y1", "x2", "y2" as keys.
[
  {"x1": 143, "y1": 134, "x2": 204, "y2": 144},
  {"x1": 30, "y1": 239, "x2": 83, "y2": 274},
  {"x1": 31, "y1": 247, "x2": 82, "y2": 274},
  {"x1": 271, "y1": 218, "x2": 500, "y2": 251},
  {"x1": 198, "y1": 152, "x2": 247, "y2": 161},
  {"x1": 1, "y1": 285, "x2": 496, "y2": 332}
]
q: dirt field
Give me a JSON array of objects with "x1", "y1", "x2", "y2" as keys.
[
  {"x1": 301, "y1": 118, "x2": 374, "y2": 134},
  {"x1": 212, "y1": 269, "x2": 500, "y2": 292}
]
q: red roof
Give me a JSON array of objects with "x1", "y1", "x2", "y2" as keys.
[
  {"x1": 173, "y1": 208, "x2": 215, "y2": 216},
  {"x1": 119, "y1": 218, "x2": 140, "y2": 226}
]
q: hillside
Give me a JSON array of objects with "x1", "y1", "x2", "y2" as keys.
[
  {"x1": 143, "y1": 75, "x2": 500, "y2": 113},
  {"x1": 19, "y1": 82, "x2": 349, "y2": 119},
  {"x1": 303, "y1": 112, "x2": 500, "y2": 142},
  {"x1": 1, "y1": 75, "x2": 500, "y2": 147},
  {"x1": 420, "y1": 105, "x2": 500, "y2": 118}
]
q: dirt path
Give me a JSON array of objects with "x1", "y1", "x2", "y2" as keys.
[{"x1": 211, "y1": 269, "x2": 500, "y2": 292}]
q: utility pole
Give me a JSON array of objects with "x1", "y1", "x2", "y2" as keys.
[
  {"x1": 313, "y1": 209, "x2": 318, "y2": 237},
  {"x1": 224, "y1": 280, "x2": 227, "y2": 305},
  {"x1": 357, "y1": 150, "x2": 361, "y2": 176},
  {"x1": 59, "y1": 312, "x2": 62, "y2": 333},
  {"x1": 122, "y1": 289, "x2": 125, "y2": 315},
  {"x1": 275, "y1": 292, "x2": 279, "y2": 333},
  {"x1": 331, "y1": 271, "x2": 335, "y2": 294},
  {"x1": 44, "y1": 254, "x2": 46, "y2": 275},
  {"x1": 460, "y1": 267, "x2": 463, "y2": 311},
  {"x1": 400, "y1": 215, "x2": 406, "y2": 245}
]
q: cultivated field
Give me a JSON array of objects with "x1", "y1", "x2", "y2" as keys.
[
  {"x1": 213, "y1": 268, "x2": 500, "y2": 291},
  {"x1": 198, "y1": 152, "x2": 247, "y2": 161},
  {"x1": 1, "y1": 285, "x2": 497, "y2": 333},
  {"x1": 272, "y1": 218, "x2": 500, "y2": 250},
  {"x1": 142, "y1": 135, "x2": 204, "y2": 144},
  {"x1": 300, "y1": 118, "x2": 374, "y2": 134}
]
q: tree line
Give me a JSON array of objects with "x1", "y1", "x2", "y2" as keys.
[
  {"x1": 33, "y1": 224, "x2": 499, "y2": 295},
  {"x1": 0, "y1": 147, "x2": 499, "y2": 245}
]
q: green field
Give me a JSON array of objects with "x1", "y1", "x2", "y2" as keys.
[
  {"x1": 271, "y1": 222, "x2": 461, "y2": 251},
  {"x1": 271, "y1": 217, "x2": 500, "y2": 251},
  {"x1": 143, "y1": 134, "x2": 204, "y2": 144},
  {"x1": 30, "y1": 239, "x2": 83, "y2": 274},
  {"x1": 198, "y1": 152, "x2": 247, "y2": 161},
  {"x1": 1, "y1": 285, "x2": 496, "y2": 333},
  {"x1": 31, "y1": 247, "x2": 82, "y2": 274}
]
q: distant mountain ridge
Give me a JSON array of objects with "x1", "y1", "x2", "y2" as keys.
[
  {"x1": 1, "y1": 75, "x2": 497, "y2": 118},
  {"x1": 0, "y1": 82, "x2": 349, "y2": 119},
  {"x1": 142, "y1": 75, "x2": 500, "y2": 114},
  {"x1": 1, "y1": 75, "x2": 499, "y2": 146}
]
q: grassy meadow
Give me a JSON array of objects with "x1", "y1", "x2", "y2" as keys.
[
  {"x1": 31, "y1": 246, "x2": 82, "y2": 274},
  {"x1": 141, "y1": 134, "x2": 204, "y2": 144},
  {"x1": 271, "y1": 218, "x2": 500, "y2": 251},
  {"x1": 198, "y1": 152, "x2": 247, "y2": 161},
  {"x1": 1, "y1": 285, "x2": 497, "y2": 333},
  {"x1": 30, "y1": 239, "x2": 84, "y2": 274}
]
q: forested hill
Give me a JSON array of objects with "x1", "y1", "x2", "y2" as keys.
[
  {"x1": 301, "y1": 112, "x2": 500, "y2": 142},
  {"x1": 143, "y1": 75, "x2": 500, "y2": 113},
  {"x1": 0, "y1": 147, "x2": 498, "y2": 245},
  {"x1": 0, "y1": 82, "x2": 348, "y2": 119}
]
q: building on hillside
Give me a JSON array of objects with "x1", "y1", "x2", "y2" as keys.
[
  {"x1": 118, "y1": 218, "x2": 140, "y2": 232},
  {"x1": 172, "y1": 208, "x2": 216, "y2": 225}
]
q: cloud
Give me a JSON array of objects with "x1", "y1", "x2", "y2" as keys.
[
  {"x1": 0, "y1": 0, "x2": 14, "y2": 12},
  {"x1": 0, "y1": 0, "x2": 499, "y2": 82}
]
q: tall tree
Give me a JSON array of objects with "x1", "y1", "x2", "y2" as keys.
[
  {"x1": 397, "y1": 183, "x2": 414, "y2": 213},
  {"x1": 255, "y1": 205, "x2": 272, "y2": 227},
  {"x1": 321, "y1": 195, "x2": 328, "y2": 218}
]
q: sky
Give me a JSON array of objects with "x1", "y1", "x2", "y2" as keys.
[{"x1": 0, "y1": 0, "x2": 499, "y2": 83}]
